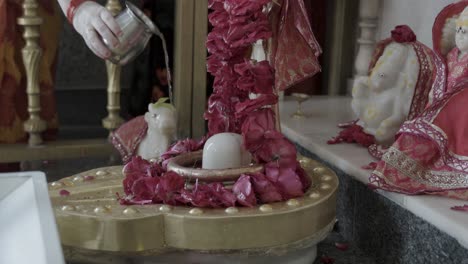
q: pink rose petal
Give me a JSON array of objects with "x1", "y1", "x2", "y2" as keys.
[
  {"x1": 250, "y1": 172, "x2": 283, "y2": 203},
  {"x1": 233, "y1": 175, "x2": 257, "y2": 207},
  {"x1": 59, "y1": 189, "x2": 70, "y2": 197},
  {"x1": 84, "y1": 175, "x2": 95, "y2": 181},
  {"x1": 320, "y1": 256, "x2": 335, "y2": 264},
  {"x1": 451, "y1": 205, "x2": 468, "y2": 212},
  {"x1": 335, "y1": 242, "x2": 350, "y2": 251}
]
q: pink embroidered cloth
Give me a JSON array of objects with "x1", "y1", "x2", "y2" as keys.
[
  {"x1": 269, "y1": 0, "x2": 321, "y2": 91},
  {"x1": 445, "y1": 48, "x2": 468, "y2": 92},
  {"x1": 111, "y1": 116, "x2": 147, "y2": 164},
  {"x1": 370, "y1": 1, "x2": 468, "y2": 200}
]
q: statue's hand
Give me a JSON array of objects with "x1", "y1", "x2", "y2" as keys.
[
  {"x1": 352, "y1": 76, "x2": 370, "y2": 98},
  {"x1": 72, "y1": 1, "x2": 122, "y2": 59},
  {"x1": 351, "y1": 76, "x2": 370, "y2": 117},
  {"x1": 375, "y1": 117, "x2": 402, "y2": 145}
]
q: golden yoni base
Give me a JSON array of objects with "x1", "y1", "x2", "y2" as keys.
[{"x1": 49, "y1": 156, "x2": 338, "y2": 255}]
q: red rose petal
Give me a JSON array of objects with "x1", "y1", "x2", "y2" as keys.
[
  {"x1": 84, "y1": 175, "x2": 95, "y2": 181},
  {"x1": 450, "y1": 205, "x2": 468, "y2": 212},
  {"x1": 362, "y1": 162, "x2": 378, "y2": 170},
  {"x1": 233, "y1": 175, "x2": 257, "y2": 207},
  {"x1": 328, "y1": 124, "x2": 375, "y2": 147},
  {"x1": 250, "y1": 172, "x2": 283, "y2": 203},
  {"x1": 335, "y1": 242, "x2": 350, "y2": 251},
  {"x1": 59, "y1": 189, "x2": 70, "y2": 196},
  {"x1": 320, "y1": 256, "x2": 335, "y2": 264},
  {"x1": 391, "y1": 25, "x2": 416, "y2": 43}
]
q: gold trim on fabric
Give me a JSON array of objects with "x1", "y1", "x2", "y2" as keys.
[{"x1": 383, "y1": 147, "x2": 468, "y2": 188}]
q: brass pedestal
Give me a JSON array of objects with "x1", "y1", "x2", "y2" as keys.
[{"x1": 49, "y1": 156, "x2": 338, "y2": 262}]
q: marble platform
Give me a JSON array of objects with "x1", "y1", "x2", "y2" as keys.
[{"x1": 280, "y1": 96, "x2": 468, "y2": 264}]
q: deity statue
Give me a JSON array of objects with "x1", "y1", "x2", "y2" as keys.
[
  {"x1": 112, "y1": 98, "x2": 177, "y2": 163},
  {"x1": 370, "y1": 2, "x2": 468, "y2": 200},
  {"x1": 136, "y1": 100, "x2": 177, "y2": 161},
  {"x1": 352, "y1": 30, "x2": 420, "y2": 146},
  {"x1": 329, "y1": 26, "x2": 436, "y2": 158}
]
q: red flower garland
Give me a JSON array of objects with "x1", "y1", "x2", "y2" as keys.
[{"x1": 120, "y1": 0, "x2": 311, "y2": 208}]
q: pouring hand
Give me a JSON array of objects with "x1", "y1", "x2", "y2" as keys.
[{"x1": 72, "y1": 1, "x2": 122, "y2": 59}]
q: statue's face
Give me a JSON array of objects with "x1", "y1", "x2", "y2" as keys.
[
  {"x1": 146, "y1": 107, "x2": 177, "y2": 133},
  {"x1": 455, "y1": 24, "x2": 468, "y2": 53}
]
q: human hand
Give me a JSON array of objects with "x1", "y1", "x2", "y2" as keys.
[{"x1": 72, "y1": 1, "x2": 122, "y2": 59}]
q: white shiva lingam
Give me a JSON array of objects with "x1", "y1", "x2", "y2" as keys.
[{"x1": 202, "y1": 133, "x2": 252, "y2": 170}]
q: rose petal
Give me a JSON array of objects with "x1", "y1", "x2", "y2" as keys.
[
  {"x1": 59, "y1": 189, "x2": 70, "y2": 196},
  {"x1": 235, "y1": 94, "x2": 278, "y2": 118},
  {"x1": 391, "y1": 25, "x2": 416, "y2": 43},
  {"x1": 131, "y1": 177, "x2": 160, "y2": 201},
  {"x1": 233, "y1": 175, "x2": 257, "y2": 207},
  {"x1": 295, "y1": 161, "x2": 311, "y2": 191},
  {"x1": 255, "y1": 136, "x2": 297, "y2": 168},
  {"x1": 320, "y1": 256, "x2": 335, "y2": 264},
  {"x1": 362, "y1": 162, "x2": 378, "y2": 170},
  {"x1": 234, "y1": 60, "x2": 274, "y2": 94},
  {"x1": 265, "y1": 162, "x2": 304, "y2": 198},
  {"x1": 84, "y1": 175, "x2": 95, "y2": 181},
  {"x1": 328, "y1": 124, "x2": 375, "y2": 147},
  {"x1": 450, "y1": 205, "x2": 468, "y2": 212},
  {"x1": 335, "y1": 242, "x2": 350, "y2": 251},
  {"x1": 250, "y1": 172, "x2": 283, "y2": 203},
  {"x1": 225, "y1": 0, "x2": 271, "y2": 16},
  {"x1": 241, "y1": 108, "x2": 276, "y2": 152}
]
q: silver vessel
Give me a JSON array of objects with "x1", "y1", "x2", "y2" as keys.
[{"x1": 104, "y1": 2, "x2": 157, "y2": 65}]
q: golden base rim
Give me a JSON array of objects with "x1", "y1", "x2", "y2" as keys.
[
  {"x1": 166, "y1": 150, "x2": 264, "y2": 182},
  {"x1": 49, "y1": 155, "x2": 338, "y2": 253}
]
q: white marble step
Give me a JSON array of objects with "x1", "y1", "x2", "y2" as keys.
[{"x1": 280, "y1": 96, "x2": 468, "y2": 249}]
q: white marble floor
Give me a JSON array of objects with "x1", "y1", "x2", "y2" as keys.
[{"x1": 280, "y1": 96, "x2": 468, "y2": 250}]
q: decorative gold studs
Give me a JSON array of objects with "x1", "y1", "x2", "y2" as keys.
[
  {"x1": 61, "y1": 180, "x2": 74, "y2": 187},
  {"x1": 287, "y1": 199, "x2": 300, "y2": 207},
  {"x1": 225, "y1": 207, "x2": 239, "y2": 214},
  {"x1": 84, "y1": 175, "x2": 95, "y2": 181},
  {"x1": 149, "y1": 158, "x2": 158, "y2": 163},
  {"x1": 72, "y1": 176, "x2": 84, "y2": 182},
  {"x1": 189, "y1": 208, "x2": 204, "y2": 215},
  {"x1": 309, "y1": 191, "x2": 321, "y2": 199},
  {"x1": 320, "y1": 183, "x2": 331, "y2": 190},
  {"x1": 159, "y1": 205, "x2": 172, "y2": 212},
  {"x1": 313, "y1": 167, "x2": 326, "y2": 174},
  {"x1": 259, "y1": 204, "x2": 273, "y2": 212},
  {"x1": 299, "y1": 158, "x2": 313, "y2": 167},
  {"x1": 94, "y1": 206, "x2": 110, "y2": 214},
  {"x1": 321, "y1": 175, "x2": 333, "y2": 181},
  {"x1": 96, "y1": 170, "x2": 107, "y2": 176},
  {"x1": 50, "y1": 181, "x2": 64, "y2": 189},
  {"x1": 123, "y1": 207, "x2": 138, "y2": 215},
  {"x1": 61, "y1": 205, "x2": 76, "y2": 211}
]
